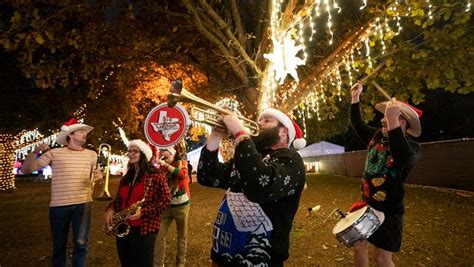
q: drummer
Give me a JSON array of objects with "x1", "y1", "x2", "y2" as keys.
[{"x1": 349, "y1": 82, "x2": 422, "y2": 266}]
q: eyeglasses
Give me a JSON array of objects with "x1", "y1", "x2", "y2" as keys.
[{"x1": 127, "y1": 149, "x2": 140, "y2": 154}]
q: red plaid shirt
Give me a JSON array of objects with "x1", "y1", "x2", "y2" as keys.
[{"x1": 107, "y1": 171, "x2": 171, "y2": 235}]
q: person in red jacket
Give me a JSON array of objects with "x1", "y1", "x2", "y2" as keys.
[{"x1": 105, "y1": 139, "x2": 170, "y2": 267}]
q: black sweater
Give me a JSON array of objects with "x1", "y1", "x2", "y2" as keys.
[
  {"x1": 198, "y1": 138, "x2": 306, "y2": 266},
  {"x1": 351, "y1": 103, "x2": 420, "y2": 214}
]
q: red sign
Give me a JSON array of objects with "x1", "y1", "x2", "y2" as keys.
[{"x1": 144, "y1": 103, "x2": 190, "y2": 148}]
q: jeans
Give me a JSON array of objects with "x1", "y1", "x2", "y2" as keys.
[
  {"x1": 154, "y1": 204, "x2": 190, "y2": 267},
  {"x1": 49, "y1": 203, "x2": 91, "y2": 267}
]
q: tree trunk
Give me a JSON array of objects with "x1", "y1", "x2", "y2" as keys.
[{"x1": 238, "y1": 86, "x2": 260, "y2": 119}]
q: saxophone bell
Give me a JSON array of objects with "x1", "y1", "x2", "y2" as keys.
[{"x1": 104, "y1": 199, "x2": 145, "y2": 237}]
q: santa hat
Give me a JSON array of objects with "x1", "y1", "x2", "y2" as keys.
[
  {"x1": 160, "y1": 147, "x2": 176, "y2": 157},
  {"x1": 56, "y1": 118, "x2": 93, "y2": 145},
  {"x1": 128, "y1": 139, "x2": 153, "y2": 161},
  {"x1": 258, "y1": 108, "x2": 307, "y2": 149},
  {"x1": 375, "y1": 101, "x2": 423, "y2": 137}
]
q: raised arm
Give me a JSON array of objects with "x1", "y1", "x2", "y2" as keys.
[
  {"x1": 21, "y1": 144, "x2": 51, "y2": 174},
  {"x1": 350, "y1": 83, "x2": 377, "y2": 145}
]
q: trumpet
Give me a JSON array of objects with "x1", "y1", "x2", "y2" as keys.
[
  {"x1": 104, "y1": 198, "x2": 145, "y2": 237},
  {"x1": 95, "y1": 143, "x2": 113, "y2": 201},
  {"x1": 167, "y1": 79, "x2": 259, "y2": 136}
]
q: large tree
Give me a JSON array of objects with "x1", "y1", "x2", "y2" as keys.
[{"x1": 0, "y1": 0, "x2": 472, "y2": 145}]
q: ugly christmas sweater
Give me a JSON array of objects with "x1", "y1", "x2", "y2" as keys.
[
  {"x1": 198, "y1": 138, "x2": 306, "y2": 266},
  {"x1": 351, "y1": 102, "x2": 421, "y2": 215}
]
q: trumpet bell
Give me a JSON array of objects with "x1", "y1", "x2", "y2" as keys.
[
  {"x1": 167, "y1": 79, "x2": 183, "y2": 108},
  {"x1": 166, "y1": 79, "x2": 259, "y2": 136}
]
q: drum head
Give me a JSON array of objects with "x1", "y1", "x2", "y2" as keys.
[{"x1": 332, "y1": 206, "x2": 368, "y2": 234}]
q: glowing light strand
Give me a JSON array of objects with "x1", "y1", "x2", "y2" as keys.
[
  {"x1": 299, "y1": 23, "x2": 308, "y2": 63},
  {"x1": 324, "y1": 0, "x2": 335, "y2": 45},
  {"x1": 426, "y1": 0, "x2": 433, "y2": 19},
  {"x1": 376, "y1": 18, "x2": 386, "y2": 54},
  {"x1": 364, "y1": 36, "x2": 373, "y2": 68}
]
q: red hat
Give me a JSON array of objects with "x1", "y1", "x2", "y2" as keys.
[{"x1": 56, "y1": 118, "x2": 93, "y2": 145}]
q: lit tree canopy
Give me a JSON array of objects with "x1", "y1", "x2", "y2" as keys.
[{"x1": 0, "y1": 0, "x2": 472, "y2": 144}]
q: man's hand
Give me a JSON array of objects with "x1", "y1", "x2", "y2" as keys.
[
  {"x1": 33, "y1": 143, "x2": 50, "y2": 154},
  {"x1": 350, "y1": 82, "x2": 363, "y2": 104},
  {"x1": 221, "y1": 114, "x2": 247, "y2": 137},
  {"x1": 93, "y1": 168, "x2": 104, "y2": 184},
  {"x1": 385, "y1": 98, "x2": 401, "y2": 130}
]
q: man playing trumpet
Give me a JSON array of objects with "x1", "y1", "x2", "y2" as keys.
[{"x1": 197, "y1": 108, "x2": 307, "y2": 266}]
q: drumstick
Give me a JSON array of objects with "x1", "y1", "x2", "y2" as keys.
[
  {"x1": 358, "y1": 62, "x2": 385, "y2": 84},
  {"x1": 371, "y1": 81, "x2": 392, "y2": 101}
]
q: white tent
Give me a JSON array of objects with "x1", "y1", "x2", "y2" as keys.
[
  {"x1": 187, "y1": 146, "x2": 225, "y2": 173},
  {"x1": 186, "y1": 146, "x2": 203, "y2": 173},
  {"x1": 187, "y1": 141, "x2": 344, "y2": 172},
  {"x1": 297, "y1": 141, "x2": 344, "y2": 158}
]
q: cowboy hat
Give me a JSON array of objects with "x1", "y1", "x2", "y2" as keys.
[
  {"x1": 375, "y1": 101, "x2": 422, "y2": 137},
  {"x1": 56, "y1": 119, "x2": 93, "y2": 145}
]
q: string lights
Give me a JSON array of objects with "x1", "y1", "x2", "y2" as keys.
[
  {"x1": 1, "y1": 66, "x2": 117, "y2": 190},
  {"x1": 0, "y1": 134, "x2": 16, "y2": 191},
  {"x1": 262, "y1": 0, "x2": 343, "y2": 110}
]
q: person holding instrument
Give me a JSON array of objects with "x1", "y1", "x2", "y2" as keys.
[
  {"x1": 21, "y1": 119, "x2": 102, "y2": 267},
  {"x1": 154, "y1": 142, "x2": 191, "y2": 267},
  {"x1": 197, "y1": 107, "x2": 306, "y2": 266},
  {"x1": 349, "y1": 82, "x2": 422, "y2": 267},
  {"x1": 105, "y1": 139, "x2": 170, "y2": 267}
]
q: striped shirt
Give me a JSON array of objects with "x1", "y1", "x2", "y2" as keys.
[{"x1": 33, "y1": 147, "x2": 97, "y2": 207}]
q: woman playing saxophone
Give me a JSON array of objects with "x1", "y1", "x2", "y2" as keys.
[{"x1": 105, "y1": 139, "x2": 171, "y2": 267}]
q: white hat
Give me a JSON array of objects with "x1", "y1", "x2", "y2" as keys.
[
  {"x1": 128, "y1": 139, "x2": 153, "y2": 161},
  {"x1": 56, "y1": 118, "x2": 93, "y2": 146},
  {"x1": 160, "y1": 147, "x2": 176, "y2": 157},
  {"x1": 258, "y1": 108, "x2": 307, "y2": 149},
  {"x1": 375, "y1": 101, "x2": 423, "y2": 137}
]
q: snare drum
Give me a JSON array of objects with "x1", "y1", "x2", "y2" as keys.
[{"x1": 332, "y1": 206, "x2": 384, "y2": 247}]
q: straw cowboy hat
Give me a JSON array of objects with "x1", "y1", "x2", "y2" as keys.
[
  {"x1": 375, "y1": 101, "x2": 423, "y2": 137},
  {"x1": 56, "y1": 118, "x2": 93, "y2": 145}
]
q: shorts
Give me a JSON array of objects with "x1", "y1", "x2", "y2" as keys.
[{"x1": 368, "y1": 212, "x2": 403, "y2": 252}]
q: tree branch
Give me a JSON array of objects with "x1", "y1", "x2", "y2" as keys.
[
  {"x1": 230, "y1": 0, "x2": 245, "y2": 48},
  {"x1": 197, "y1": 10, "x2": 229, "y2": 46},
  {"x1": 181, "y1": 0, "x2": 248, "y2": 84},
  {"x1": 281, "y1": 24, "x2": 373, "y2": 112},
  {"x1": 280, "y1": 1, "x2": 319, "y2": 33},
  {"x1": 197, "y1": 0, "x2": 261, "y2": 76}
]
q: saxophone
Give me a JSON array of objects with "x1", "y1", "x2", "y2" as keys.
[{"x1": 104, "y1": 198, "x2": 145, "y2": 237}]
